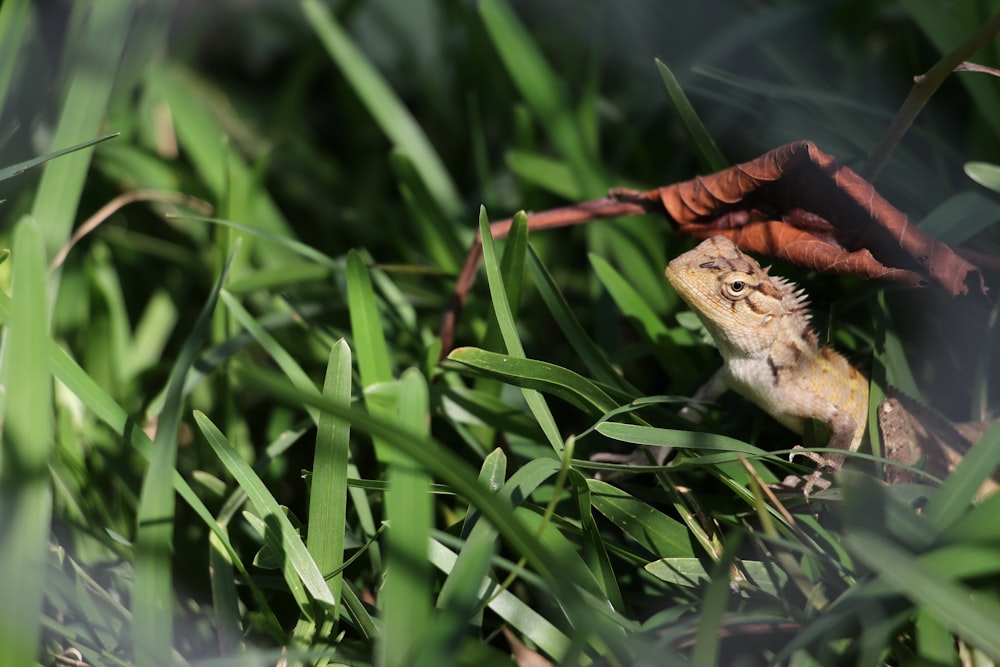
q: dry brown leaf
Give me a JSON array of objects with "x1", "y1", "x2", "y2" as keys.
[
  {"x1": 440, "y1": 141, "x2": 993, "y2": 354},
  {"x1": 641, "y1": 141, "x2": 985, "y2": 294}
]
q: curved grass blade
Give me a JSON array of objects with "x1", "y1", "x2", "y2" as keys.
[
  {"x1": 965, "y1": 161, "x2": 1000, "y2": 195},
  {"x1": 596, "y1": 422, "x2": 766, "y2": 456},
  {"x1": 447, "y1": 346, "x2": 619, "y2": 417},
  {"x1": 302, "y1": 0, "x2": 461, "y2": 217},
  {"x1": 655, "y1": 59, "x2": 728, "y2": 173}
]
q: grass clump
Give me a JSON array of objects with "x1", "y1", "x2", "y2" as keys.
[{"x1": 0, "y1": 1, "x2": 998, "y2": 666}]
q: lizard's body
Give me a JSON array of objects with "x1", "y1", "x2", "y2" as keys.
[{"x1": 665, "y1": 236, "x2": 869, "y2": 489}]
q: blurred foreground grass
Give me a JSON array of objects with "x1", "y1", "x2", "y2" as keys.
[{"x1": 1, "y1": 1, "x2": 999, "y2": 665}]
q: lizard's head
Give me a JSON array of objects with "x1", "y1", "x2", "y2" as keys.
[{"x1": 665, "y1": 236, "x2": 808, "y2": 357}]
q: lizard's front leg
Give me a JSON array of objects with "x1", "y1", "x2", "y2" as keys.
[{"x1": 787, "y1": 406, "x2": 861, "y2": 496}]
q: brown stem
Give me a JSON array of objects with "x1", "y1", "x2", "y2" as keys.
[
  {"x1": 863, "y1": 9, "x2": 1000, "y2": 181},
  {"x1": 438, "y1": 194, "x2": 662, "y2": 356}
]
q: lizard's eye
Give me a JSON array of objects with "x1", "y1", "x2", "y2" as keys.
[{"x1": 721, "y1": 274, "x2": 753, "y2": 300}]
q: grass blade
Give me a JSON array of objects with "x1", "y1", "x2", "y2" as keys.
[
  {"x1": 0, "y1": 133, "x2": 119, "y2": 183},
  {"x1": 133, "y1": 246, "x2": 238, "y2": 664},
  {"x1": 478, "y1": 208, "x2": 564, "y2": 452},
  {"x1": 307, "y1": 339, "x2": 352, "y2": 624},
  {"x1": 381, "y1": 368, "x2": 433, "y2": 666},
  {"x1": 0, "y1": 217, "x2": 53, "y2": 667},
  {"x1": 346, "y1": 249, "x2": 397, "y2": 466},
  {"x1": 447, "y1": 346, "x2": 620, "y2": 416}
]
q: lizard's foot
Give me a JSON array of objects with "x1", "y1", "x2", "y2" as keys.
[{"x1": 780, "y1": 446, "x2": 834, "y2": 497}]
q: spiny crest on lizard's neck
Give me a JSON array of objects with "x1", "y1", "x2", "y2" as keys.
[{"x1": 664, "y1": 236, "x2": 815, "y2": 357}]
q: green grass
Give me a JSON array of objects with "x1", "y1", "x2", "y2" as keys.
[{"x1": 1, "y1": 1, "x2": 999, "y2": 665}]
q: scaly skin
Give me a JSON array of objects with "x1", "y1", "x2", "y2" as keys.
[{"x1": 665, "y1": 236, "x2": 869, "y2": 491}]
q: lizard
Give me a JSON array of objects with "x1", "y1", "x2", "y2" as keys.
[
  {"x1": 592, "y1": 235, "x2": 997, "y2": 496},
  {"x1": 662, "y1": 235, "x2": 870, "y2": 494}
]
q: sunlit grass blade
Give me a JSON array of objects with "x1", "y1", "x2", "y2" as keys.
[
  {"x1": 0, "y1": 217, "x2": 53, "y2": 667},
  {"x1": 597, "y1": 423, "x2": 767, "y2": 457},
  {"x1": 31, "y1": 0, "x2": 133, "y2": 258},
  {"x1": 347, "y1": 248, "x2": 398, "y2": 465},
  {"x1": 133, "y1": 245, "x2": 237, "y2": 663},
  {"x1": 381, "y1": 368, "x2": 433, "y2": 666},
  {"x1": 964, "y1": 161, "x2": 1000, "y2": 195},
  {"x1": 478, "y1": 208, "x2": 564, "y2": 452},
  {"x1": 447, "y1": 346, "x2": 621, "y2": 416},
  {"x1": 307, "y1": 339, "x2": 352, "y2": 627},
  {"x1": 196, "y1": 411, "x2": 335, "y2": 613},
  {"x1": 302, "y1": 0, "x2": 462, "y2": 218},
  {"x1": 480, "y1": 209, "x2": 528, "y2": 356},
  {"x1": 655, "y1": 59, "x2": 728, "y2": 172}
]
